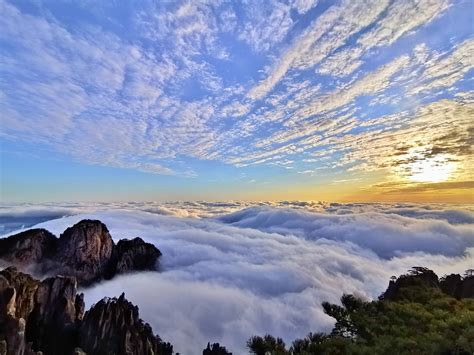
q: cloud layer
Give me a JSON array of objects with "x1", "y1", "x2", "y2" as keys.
[{"x1": 4, "y1": 203, "x2": 471, "y2": 354}]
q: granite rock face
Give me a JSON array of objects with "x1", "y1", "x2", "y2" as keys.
[
  {"x1": 112, "y1": 237, "x2": 162, "y2": 275},
  {"x1": 0, "y1": 220, "x2": 172, "y2": 354},
  {"x1": 0, "y1": 268, "x2": 171, "y2": 355},
  {"x1": 0, "y1": 229, "x2": 56, "y2": 267},
  {"x1": 0, "y1": 267, "x2": 83, "y2": 355},
  {"x1": 26, "y1": 274, "x2": 84, "y2": 354},
  {"x1": 0, "y1": 220, "x2": 162, "y2": 285},
  {"x1": 79, "y1": 293, "x2": 172, "y2": 355},
  {"x1": 57, "y1": 220, "x2": 114, "y2": 284}
]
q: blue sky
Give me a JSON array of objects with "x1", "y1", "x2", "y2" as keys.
[{"x1": 0, "y1": 0, "x2": 473, "y2": 202}]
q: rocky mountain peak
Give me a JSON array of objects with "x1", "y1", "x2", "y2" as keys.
[
  {"x1": 57, "y1": 220, "x2": 114, "y2": 284},
  {"x1": 0, "y1": 220, "x2": 162, "y2": 286},
  {"x1": 0, "y1": 229, "x2": 56, "y2": 266},
  {"x1": 78, "y1": 292, "x2": 172, "y2": 355}
]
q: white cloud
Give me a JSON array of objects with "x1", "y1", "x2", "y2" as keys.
[
  {"x1": 247, "y1": 0, "x2": 389, "y2": 100},
  {"x1": 290, "y1": 0, "x2": 319, "y2": 15},
  {"x1": 6, "y1": 204, "x2": 469, "y2": 353},
  {"x1": 238, "y1": 1, "x2": 294, "y2": 52},
  {"x1": 0, "y1": 0, "x2": 471, "y2": 181},
  {"x1": 408, "y1": 39, "x2": 474, "y2": 95},
  {"x1": 318, "y1": 0, "x2": 449, "y2": 76}
]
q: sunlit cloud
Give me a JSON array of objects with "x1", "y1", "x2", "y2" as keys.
[
  {"x1": 1, "y1": 203, "x2": 471, "y2": 352},
  {"x1": 0, "y1": 0, "x2": 472, "y2": 201}
]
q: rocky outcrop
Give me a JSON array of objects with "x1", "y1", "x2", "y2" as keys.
[
  {"x1": 0, "y1": 267, "x2": 83, "y2": 355},
  {"x1": 0, "y1": 229, "x2": 56, "y2": 267},
  {"x1": 380, "y1": 267, "x2": 474, "y2": 301},
  {"x1": 26, "y1": 275, "x2": 84, "y2": 354},
  {"x1": 79, "y1": 293, "x2": 172, "y2": 355},
  {"x1": 0, "y1": 268, "x2": 39, "y2": 321},
  {"x1": 0, "y1": 268, "x2": 171, "y2": 355},
  {"x1": 0, "y1": 220, "x2": 162, "y2": 285},
  {"x1": 111, "y1": 237, "x2": 162, "y2": 275},
  {"x1": 0, "y1": 220, "x2": 170, "y2": 354},
  {"x1": 57, "y1": 220, "x2": 114, "y2": 284}
]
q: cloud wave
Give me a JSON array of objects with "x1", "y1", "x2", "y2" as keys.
[{"x1": 8, "y1": 203, "x2": 470, "y2": 354}]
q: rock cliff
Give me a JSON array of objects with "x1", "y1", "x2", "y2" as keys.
[
  {"x1": 79, "y1": 293, "x2": 172, "y2": 355},
  {"x1": 0, "y1": 220, "x2": 161, "y2": 285},
  {"x1": 111, "y1": 237, "x2": 162, "y2": 275},
  {"x1": 0, "y1": 229, "x2": 56, "y2": 267},
  {"x1": 0, "y1": 267, "x2": 171, "y2": 355},
  {"x1": 57, "y1": 220, "x2": 114, "y2": 284}
]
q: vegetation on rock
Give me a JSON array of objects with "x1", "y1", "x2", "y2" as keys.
[{"x1": 247, "y1": 267, "x2": 474, "y2": 355}]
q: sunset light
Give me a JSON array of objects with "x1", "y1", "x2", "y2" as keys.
[{"x1": 0, "y1": 1, "x2": 473, "y2": 354}]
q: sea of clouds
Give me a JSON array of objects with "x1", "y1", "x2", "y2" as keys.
[{"x1": 1, "y1": 201, "x2": 473, "y2": 354}]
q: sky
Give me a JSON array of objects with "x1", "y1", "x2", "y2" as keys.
[{"x1": 0, "y1": 0, "x2": 473, "y2": 203}]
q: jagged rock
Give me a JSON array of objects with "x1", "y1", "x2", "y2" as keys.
[
  {"x1": 0, "y1": 268, "x2": 41, "y2": 355},
  {"x1": 0, "y1": 220, "x2": 163, "y2": 285},
  {"x1": 0, "y1": 268, "x2": 39, "y2": 320},
  {"x1": 0, "y1": 221, "x2": 169, "y2": 354},
  {"x1": 203, "y1": 342, "x2": 232, "y2": 355},
  {"x1": 79, "y1": 293, "x2": 172, "y2": 355},
  {"x1": 111, "y1": 237, "x2": 161, "y2": 275},
  {"x1": 0, "y1": 268, "x2": 83, "y2": 355},
  {"x1": 0, "y1": 276, "x2": 15, "y2": 318},
  {"x1": 1, "y1": 269, "x2": 171, "y2": 355},
  {"x1": 26, "y1": 275, "x2": 84, "y2": 354},
  {"x1": 57, "y1": 220, "x2": 114, "y2": 285},
  {"x1": 0, "y1": 229, "x2": 56, "y2": 266}
]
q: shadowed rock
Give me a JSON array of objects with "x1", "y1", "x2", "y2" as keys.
[
  {"x1": 79, "y1": 293, "x2": 172, "y2": 355},
  {"x1": 0, "y1": 220, "x2": 162, "y2": 285},
  {"x1": 26, "y1": 275, "x2": 84, "y2": 354},
  {"x1": 0, "y1": 267, "x2": 83, "y2": 355},
  {"x1": 110, "y1": 237, "x2": 162, "y2": 275},
  {"x1": 0, "y1": 268, "x2": 171, "y2": 355},
  {"x1": 57, "y1": 220, "x2": 114, "y2": 284},
  {"x1": 0, "y1": 229, "x2": 57, "y2": 267}
]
